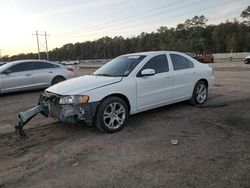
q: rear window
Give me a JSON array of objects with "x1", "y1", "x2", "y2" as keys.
[
  {"x1": 33, "y1": 62, "x2": 59, "y2": 69},
  {"x1": 170, "y1": 54, "x2": 194, "y2": 70}
]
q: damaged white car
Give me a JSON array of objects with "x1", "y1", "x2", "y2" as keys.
[{"x1": 16, "y1": 51, "x2": 214, "y2": 137}]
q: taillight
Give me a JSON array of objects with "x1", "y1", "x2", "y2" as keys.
[{"x1": 67, "y1": 66, "x2": 73, "y2": 72}]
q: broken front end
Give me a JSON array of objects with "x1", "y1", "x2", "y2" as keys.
[{"x1": 16, "y1": 91, "x2": 98, "y2": 138}]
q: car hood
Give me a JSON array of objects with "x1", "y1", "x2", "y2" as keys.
[{"x1": 46, "y1": 75, "x2": 122, "y2": 95}]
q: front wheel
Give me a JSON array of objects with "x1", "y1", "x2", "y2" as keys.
[
  {"x1": 190, "y1": 81, "x2": 208, "y2": 105},
  {"x1": 94, "y1": 97, "x2": 128, "y2": 133},
  {"x1": 245, "y1": 60, "x2": 250, "y2": 64}
]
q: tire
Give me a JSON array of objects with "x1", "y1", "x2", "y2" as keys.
[
  {"x1": 245, "y1": 60, "x2": 250, "y2": 64},
  {"x1": 51, "y1": 76, "x2": 66, "y2": 85},
  {"x1": 94, "y1": 97, "x2": 129, "y2": 133},
  {"x1": 190, "y1": 80, "x2": 208, "y2": 105}
]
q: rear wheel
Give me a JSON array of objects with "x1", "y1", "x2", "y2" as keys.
[
  {"x1": 51, "y1": 76, "x2": 65, "y2": 85},
  {"x1": 94, "y1": 97, "x2": 128, "y2": 133},
  {"x1": 190, "y1": 81, "x2": 208, "y2": 105}
]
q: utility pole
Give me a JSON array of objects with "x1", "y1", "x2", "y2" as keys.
[
  {"x1": 33, "y1": 31, "x2": 49, "y2": 60},
  {"x1": 0, "y1": 49, "x2": 2, "y2": 62},
  {"x1": 45, "y1": 32, "x2": 49, "y2": 60},
  {"x1": 35, "y1": 31, "x2": 41, "y2": 59}
]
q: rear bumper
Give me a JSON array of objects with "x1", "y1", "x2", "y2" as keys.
[
  {"x1": 65, "y1": 71, "x2": 75, "y2": 79},
  {"x1": 208, "y1": 76, "x2": 215, "y2": 89},
  {"x1": 40, "y1": 94, "x2": 98, "y2": 124}
]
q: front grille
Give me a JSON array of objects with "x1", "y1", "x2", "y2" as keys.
[
  {"x1": 48, "y1": 94, "x2": 61, "y2": 118},
  {"x1": 50, "y1": 102, "x2": 61, "y2": 118}
]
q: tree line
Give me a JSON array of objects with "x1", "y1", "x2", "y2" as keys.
[{"x1": 3, "y1": 6, "x2": 250, "y2": 62}]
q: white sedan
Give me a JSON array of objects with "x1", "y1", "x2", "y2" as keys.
[
  {"x1": 244, "y1": 55, "x2": 250, "y2": 64},
  {"x1": 18, "y1": 51, "x2": 214, "y2": 134}
]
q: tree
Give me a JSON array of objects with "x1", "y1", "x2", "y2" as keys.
[
  {"x1": 3, "y1": 14, "x2": 250, "y2": 61},
  {"x1": 241, "y1": 6, "x2": 250, "y2": 25},
  {"x1": 184, "y1": 15, "x2": 208, "y2": 29}
]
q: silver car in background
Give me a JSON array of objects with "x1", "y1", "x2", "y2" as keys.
[{"x1": 0, "y1": 60, "x2": 74, "y2": 94}]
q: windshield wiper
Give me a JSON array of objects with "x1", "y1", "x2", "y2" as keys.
[
  {"x1": 93, "y1": 73, "x2": 113, "y2": 77},
  {"x1": 93, "y1": 73, "x2": 127, "y2": 77}
]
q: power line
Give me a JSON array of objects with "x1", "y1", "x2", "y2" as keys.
[
  {"x1": 62, "y1": 0, "x2": 238, "y2": 40},
  {"x1": 56, "y1": 0, "x2": 240, "y2": 39},
  {"x1": 58, "y1": 0, "x2": 238, "y2": 38},
  {"x1": 56, "y1": 0, "x2": 184, "y2": 36}
]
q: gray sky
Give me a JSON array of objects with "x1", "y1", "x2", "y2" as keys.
[{"x1": 0, "y1": 0, "x2": 249, "y2": 56}]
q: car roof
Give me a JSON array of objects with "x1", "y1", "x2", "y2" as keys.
[
  {"x1": 124, "y1": 51, "x2": 183, "y2": 57},
  {"x1": 0, "y1": 59, "x2": 60, "y2": 72},
  {"x1": 11, "y1": 59, "x2": 50, "y2": 64},
  {"x1": 6, "y1": 59, "x2": 60, "y2": 67}
]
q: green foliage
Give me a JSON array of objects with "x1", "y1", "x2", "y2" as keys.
[
  {"x1": 3, "y1": 15, "x2": 250, "y2": 62},
  {"x1": 184, "y1": 15, "x2": 208, "y2": 29},
  {"x1": 241, "y1": 5, "x2": 250, "y2": 26},
  {"x1": 241, "y1": 6, "x2": 250, "y2": 18}
]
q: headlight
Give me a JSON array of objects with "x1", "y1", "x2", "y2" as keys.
[{"x1": 59, "y1": 95, "x2": 89, "y2": 105}]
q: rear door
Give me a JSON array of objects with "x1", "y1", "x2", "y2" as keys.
[
  {"x1": 169, "y1": 53, "x2": 196, "y2": 100},
  {"x1": 32, "y1": 61, "x2": 60, "y2": 88},
  {"x1": 136, "y1": 54, "x2": 173, "y2": 111},
  {"x1": 1, "y1": 62, "x2": 34, "y2": 93}
]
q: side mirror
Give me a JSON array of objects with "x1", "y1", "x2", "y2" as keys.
[
  {"x1": 140, "y1": 69, "x2": 155, "y2": 76},
  {"x1": 2, "y1": 69, "x2": 12, "y2": 75}
]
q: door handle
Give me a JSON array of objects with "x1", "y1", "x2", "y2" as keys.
[
  {"x1": 49, "y1": 71, "x2": 53, "y2": 73},
  {"x1": 25, "y1": 74, "x2": 32, "y2": 76},
  {"x1": 165, "y1": 76, "x2": 171, "y2": 79}
]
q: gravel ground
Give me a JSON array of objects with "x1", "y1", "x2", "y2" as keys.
[{"x1": 0, "y1": 61, "x2": 249, "y2": 188}]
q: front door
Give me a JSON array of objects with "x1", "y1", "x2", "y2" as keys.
[
  {"x1": 136, "y1": 54, "x2": 173, "y2": 111},
  {"x1": 2, "y1": 62, "x2": 34, "y2": 93}
]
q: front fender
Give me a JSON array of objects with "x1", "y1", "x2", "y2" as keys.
[{"x1": 82, "y1": 78, "x2": 137, "y2": 114}]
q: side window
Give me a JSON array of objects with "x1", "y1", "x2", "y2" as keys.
[
  {"x1": 170, "y1": 54, "x2": 194, "y2": 71},
  {"x1": 141, "y1": 54, "x2": 169, "y2": 74},
  {"x1": 8, "y1": 62, "x2": 33, "y2": 72},
  {"x1": 33, "y1": 62, "x2": 57, "y2": 69}
]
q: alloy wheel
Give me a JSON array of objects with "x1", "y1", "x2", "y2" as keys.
[
  {"x1": 103, "y1": 102, "x2": 126, "y2": 130},
  {"x1": 195, "y1": 84, "x2": 207, "y2": 104}
]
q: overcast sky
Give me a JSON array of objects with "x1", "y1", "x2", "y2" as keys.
[{"x1": 0, "y1": 0, "x2": 249, "y2": 56}]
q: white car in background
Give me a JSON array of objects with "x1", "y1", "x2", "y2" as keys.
[
  {"x1": 0, "y1": 60, "x2": 74, "y2": 94},
  {"x1": 19, "y1": 51, "x2": 214, "y2": 134},
  {"x1": 244, "y1": 55, "x2": 250, "y2": 64},
  {"x1": 61, "y1": 60, "x2": 79, "y2": 65}
]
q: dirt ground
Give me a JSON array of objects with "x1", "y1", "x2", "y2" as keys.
[{"x1": 0, "y1": 61, "x2": 250, "y2": 188}]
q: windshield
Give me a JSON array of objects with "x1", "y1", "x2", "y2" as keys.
[
  {"x1": 93, "y1": 55, "x2": 146, "y2": 77},
  {"x1": 0, "y1": 62, "x2": 12, "y2": 73}
]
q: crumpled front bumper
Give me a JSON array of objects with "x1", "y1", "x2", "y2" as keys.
[{"x1": 40, "y1": 93, "x2": 98, "y2": 124}]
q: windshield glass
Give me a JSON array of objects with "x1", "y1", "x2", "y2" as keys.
[
  {"x1": 0, "y1": 62, "x2": 13, "y2": 73},
  {"x1": 93, "y1": 55, "x2": 146, "y2": 77}
]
